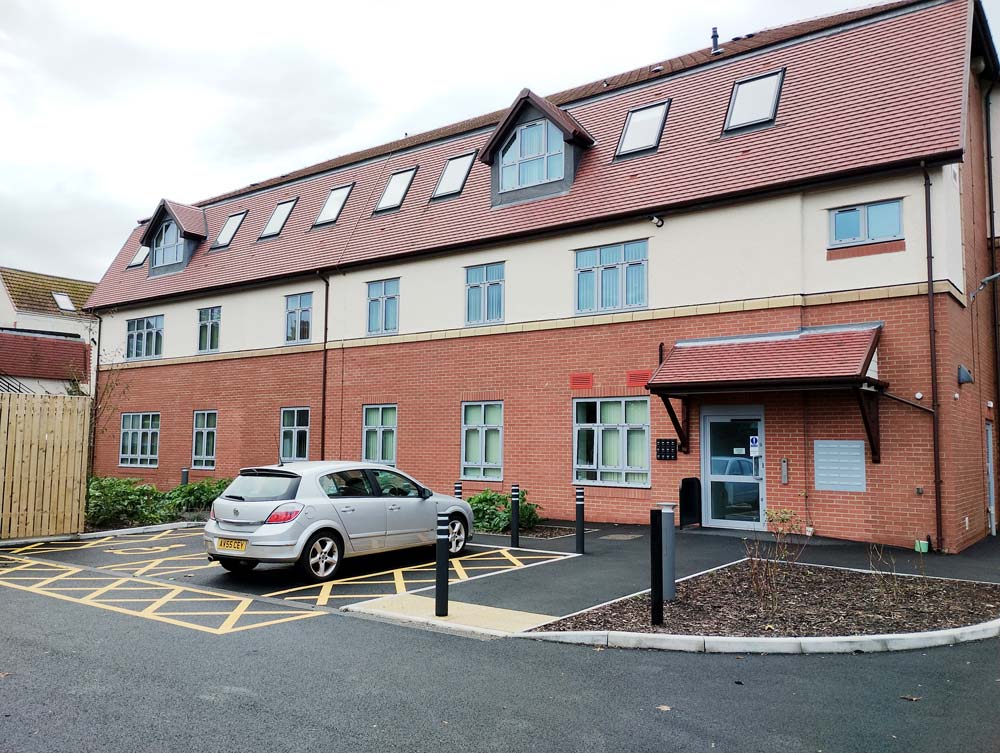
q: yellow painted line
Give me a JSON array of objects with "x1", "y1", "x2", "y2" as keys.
[
  {"x1": 141, "y1": 587, "x2": 185, "y2": 615},
  {"x1": 393, "y1": 568, "x2": 407, "y2": 594},
  {"x1": 222, "y1": 612, "x2": 322, "y2": 634},
  {"x1": 314, "y1": 581, "x2": 334, "y2": 607},
  {"x1": 81, "y1": 578, "x2": 132, "y2": 602},
  {"x1": 216, "y1": 599, "x2": 253, "y2": 632},
  {"x1": 31, "y1": 567, "x2": 83, "y2": 589},
  {"x1": 450, "y1": 558, "x2": 469, "y2": 580},
  {"x1": 8, "y1": 542, "x2": 43, "y2": 555},
  {"x1": 498, "y1": 549, "x2": 525, "y2": 568}
]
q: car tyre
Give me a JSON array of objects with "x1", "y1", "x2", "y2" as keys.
[
  {"x1": 219, "y1": 559, "x2": 258, "y2": 575},
  {"x1": 297, "y1": 531, "x2": 343, "y2": 583},
  {"x1": 448, "y1": 514, "x2": 468, "y2": 557}
]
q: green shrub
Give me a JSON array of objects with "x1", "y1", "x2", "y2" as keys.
[
  {"x1": 468, "y1": 488, "x2": 540, "y2": 532},
  {"x1": 86, "y1": 477, "x2": 172, "y2": 529},
  {"x1": 163, "y1": 478, "x2": 231, "y2": 513}
]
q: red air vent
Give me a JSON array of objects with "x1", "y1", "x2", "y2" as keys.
[
  {"x1": 626, "y1": 369, "x2": 653, "y2": 387},
  {"x1": 569, "y1": 372, "x2": 594, "y2": 390}
]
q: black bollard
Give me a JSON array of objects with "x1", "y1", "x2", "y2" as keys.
[
  {"x1": 510, "y1": 483, "x2": 520, "y2": 549},
  {"x1": 650, "y1": 508, "x2": 664, "y2": 626},
  {"x1": 575, "y1": 487, "x2": 585, "y2": 554},
  {"x1": 435, "y1": 512, "x2": 449, "y2": 617},
  {"x1": 181, "y1": 467, "x2": 189, "y2": 486},
  {"x1": 453, "y1": 481, "x2": 462, "y2": 499}
]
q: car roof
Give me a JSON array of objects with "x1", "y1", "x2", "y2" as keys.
[{"x1": 239, "y1": 460, "x2": 402, "y2": 478}]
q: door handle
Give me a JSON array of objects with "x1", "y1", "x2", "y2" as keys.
[
  {"x1": 388, "y1": 504, "x2": 401, "y2": 511},
  {"x1": 340, "y1": 506, "x2": 355, "y2": 513}
]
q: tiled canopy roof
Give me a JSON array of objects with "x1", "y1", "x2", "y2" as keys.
[
  {"x1": 0, "y1": 331, "x2": 90, "y2": 381},
  {"x1": 88, "y1": 0, "x2": 973, "y2": 310},
  {"x1": 0, "y1": 268, "x2": 96, "y2": 317},
  {"x1": 646, "y1": 324, "x2": 883, "y2": 394}
]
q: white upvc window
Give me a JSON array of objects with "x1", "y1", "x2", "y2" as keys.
[
  {"x1": 192, "y1": 411, "x2": 217, "y2": 469},
  {"x1": 499, "y1": 119, "x2": 564, "y2": 192},
  {"x1": 829, "y1": 199, "x2": 903, "y2": 247},
  {"x1": 119, "y1": 412, "x2": 160, "y2": 467},
  {"x1": 151, "y1": 221, "x2": 184, "y2": 267},
  {"x1": 575, "y1": 240, "x2": 647, "y2": 314},
  {"x1": 724, "y1": 70, "x2": 784, "y2": 132},
  {"x1": 616, "y1": 101, "x2": 670, "y2": 156},
  {"x1": 363, "y1": 404, "x2": 397, "y2": 465},
  {"x1": 197, "y1": 306, "x2": 221, "y2": 353},
  {"x1": 280, "y1": 408, "x2": 310, "y2": 462},
  {"x1": 461, "y1": 402, "x2": 503, "y2": 480},
  {"x1": 465, "y1": 263, "x2": 504, "y2": 325},
  {"x1": 367, "y1": 279, "x2": 399, "y2": 335},
  {"x1": 126, "y1": 315, "x2": 164, "y2": 360},
  {"x1": 285, "y1": 293, "x2": 312, "y2": 344},
  {"x1": 573, "y1": 397, "x2": 650, "y2": 487}
]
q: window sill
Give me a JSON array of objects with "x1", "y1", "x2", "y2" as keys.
[
  {"x1": 124, "y1": 356, "x2": 162, "y2": 363},
  {"x1": 118, "y1": 463, "x2": 158, "y2": 469},
  {"x1": 826, "y1": 239, "x2": 905, "y2": 261},
  {"x1": 460, "y1": 476, "x2": 504, "y2": 483},
  {"x1": 573, "y1": 479, "x2": 651, "y2": 490},
  {"x1": 575, "y1": 305, "x2": 647, "y2": 317}
]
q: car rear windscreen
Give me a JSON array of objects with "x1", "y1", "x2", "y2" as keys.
[{"x1": 222, "y1": 473, "x2": 301, "y2": 502}]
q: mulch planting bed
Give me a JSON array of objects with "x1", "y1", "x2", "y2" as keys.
[{"x1": 538, "y1": 561, "x2": 1000, "y2": 637}]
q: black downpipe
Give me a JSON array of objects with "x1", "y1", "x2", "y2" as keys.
[
  {"x1": 923, "y1": 165, "x2": 945, "y2": 552},
  {"x1": 87, "y1": 312, "x2": 103, "y2": 477},
  {"x1": 318, "y1": 272, "x2": 330, "y2": 459},
  {"x1": 985, "y1": 83, "x2": 1000, "y2": 522}
]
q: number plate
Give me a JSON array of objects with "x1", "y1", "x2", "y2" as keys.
[{"x1": 217, "y1": 538, "x2": 247, "y2": 552}]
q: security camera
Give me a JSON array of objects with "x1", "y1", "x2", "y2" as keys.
[{"x1": 650, "y1": 216, "x2": 664, "y2": 228}]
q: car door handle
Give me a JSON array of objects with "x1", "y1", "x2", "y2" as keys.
[
  {"x1": 340, "y1": 506, "x2": 356, "y2": 513},
  {"x1": 387, "y1": 504, "x2": 401, "y2": 511}
]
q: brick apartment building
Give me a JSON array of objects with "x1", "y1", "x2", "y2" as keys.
[{"x1": 87, "y1": 0, "x2": 1000, "y2": 552}]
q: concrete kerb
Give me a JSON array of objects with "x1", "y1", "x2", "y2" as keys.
[{"x1": 0, "y1": 520, "x2": 205, "y2": 548}]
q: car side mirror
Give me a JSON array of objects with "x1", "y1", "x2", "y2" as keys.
[{"x1": 419, "y1": 487, "x2": 434, "y2": 500}]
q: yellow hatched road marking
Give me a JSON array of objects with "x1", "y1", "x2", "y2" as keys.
[
  {"x1": 498, "y1": 549, "x2": 525, "y2": 568},
  {"x1": 216, "y1": 599, "x2": 253, "y2": 632},
  {"x1": 141, "y1": 587, "x2": 185, "y2": 615},
  {"x1": 81, "y1": 578, "x2": 132, "y2": 602}
]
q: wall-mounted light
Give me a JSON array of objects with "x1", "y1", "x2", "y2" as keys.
[
  {"x1": 915, "y1": 392, "x2": 924, "y2": 400},
  {"x1": 650, "y1": 216, "x2": 664, "y2": 228},
  {"x1": 958, "y1": 364, "x2": 975, "y2": 385}
]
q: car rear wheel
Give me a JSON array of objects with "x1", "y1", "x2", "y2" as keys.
[
  {"x1": 448, "y1": 515, "x2": 468, "y2": 556},
  {"x1": 219, "y1": 559, "x2": 258, "y2": 575},
  {"x1": 297, "y1": 531, "x2": 342, "y2": 582}
]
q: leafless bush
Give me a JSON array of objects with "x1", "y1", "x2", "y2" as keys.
[{"x1": 743, "y1": 508, "x2": 807, "y2": 615}]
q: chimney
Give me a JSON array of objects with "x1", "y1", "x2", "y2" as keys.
[{"x1": 711, "y1": 27, "x2": 724, "y2": 56}]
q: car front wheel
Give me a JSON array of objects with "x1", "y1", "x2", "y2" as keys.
[
  {"x1": 448, "y1": 515, "x2": 468, "y2": 556},
  {"x1": 297, "y1": 531, "x2": 342, "y2": 582}
]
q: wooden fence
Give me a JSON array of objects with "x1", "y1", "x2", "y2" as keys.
[{"x1": 0, "y1": 393, "x2": 91, "y2": 540}]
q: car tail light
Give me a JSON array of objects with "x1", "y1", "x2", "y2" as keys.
[
  {"x1": 265, "y1": 503, "x2": 303, "y2": 524},
  {"x1": 209, "y1": 505, "x2": 216, "y2": 520}
]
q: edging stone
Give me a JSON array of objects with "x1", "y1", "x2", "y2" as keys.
[{"x1": 0, "y1": 520, "x2": 204, "y2": 548}]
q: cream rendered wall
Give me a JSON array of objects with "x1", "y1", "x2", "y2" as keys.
[
  {"x1": 100, "y1": 278, "x2": 325, "y2": 364},
  {"x1": 0, "y1": 283, "x2": 16, "y2": 327}
]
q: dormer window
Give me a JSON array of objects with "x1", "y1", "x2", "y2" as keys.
[
  {"x1": 152, "y1": 221, "x2": 184, "y2": 267},
  {"x1": 500, "y1": 120, "x2": 564, "y2": 192},
  {"x1": 724, "y1": 70, "x2": 784, "y2": 133}
]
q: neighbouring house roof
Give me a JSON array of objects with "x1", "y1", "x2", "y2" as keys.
[
  {"x1": 0, "y1": 331, "x2": 91, "y2": 382},
  {"x1": 646, "y1": 323, "x2": 883, "y2": 394},
  {"x1": 87, "y1": 0, "x2": 979, "y2": 310},
  {"x1": 479, "y1": 88, "x2": 595, "y2": 166},
  {"x1": 0, "y1": 268, "x2": 96, "y2": 318}
]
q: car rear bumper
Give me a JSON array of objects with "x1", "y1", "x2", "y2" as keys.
[{"x1": 203, "y1": 521, "x2": 300, "y2": 563}]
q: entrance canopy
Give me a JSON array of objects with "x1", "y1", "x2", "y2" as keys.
[{"x1": 646, "y1": 323, "x2": 885, "y2": 461}]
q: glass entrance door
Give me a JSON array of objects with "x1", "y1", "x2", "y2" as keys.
[{"x1": 701, "y1": 409, "x2": 765, "y2": 530}]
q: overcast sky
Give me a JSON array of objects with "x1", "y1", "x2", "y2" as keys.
[{"x1": 2, "y1": 0, "x2": 998, "y2": 283}]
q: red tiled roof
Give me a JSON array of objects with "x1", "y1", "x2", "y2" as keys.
[
  {"x1": 138, "y1": 199, "x2": 207, "y2": 246},
  {"x1": 479, "y1": 88, "x2": 595, "y2": 165},
  {"x1": 646, "y1": 324, "x2": 882, "y2": 393},
  {"x1": 88, "y1": 0, "x2": 971, "y2": 310},
  {"x1": 0, "y1": 332, "x2": 90, "y2": 382}
]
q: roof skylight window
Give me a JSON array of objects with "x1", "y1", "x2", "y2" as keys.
[
  {"x1": 724, "y1": 70, "x2": 784, "y2": 132},
  {"x1": 259, "y1": 199, "x2": 297, "y2": 239},
  {"x1": 375, "y1": 168, "x2": 418, "y2": 212},
  {"x1": 213, "y1": 211, "x2": 247, "y2": 248},
  {"x1": 315, "y1": 184, "x2": 353, "y2": 225},
  {"x1": 432, "y1": 153, "x2": 476, "y2": 199},
  {"x1": 127, "y1": 246, "x2": 150, "y2": 268},
  {"x1": 52, "y1": 292, "x2": 75, "y2": 311},
  {"x1": 616, "y1": 101, "x2": 670, "y2": 156}
]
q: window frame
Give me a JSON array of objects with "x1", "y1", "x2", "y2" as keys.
[
  {"x1": 118, "y1": 412, "x2": 160, "y2": 467},
  {"x1": 127, "y1": 246, "x2": 150, "y2": 268},
  {"x1": 432, "y1": 151, "x2": 477, "y2": 200},
  {"x1": 828, "y1": 199, "x2": 904, "y2": 248},
  {"x1": 572, "y1": 397, "x2": 650, "y2": 488},
  {"x1": 212, "y1": 211, "x2": 247, "y2": 249},
  {"x1": 574, "y1": 239, "x2": 648, "y2": 315},
  {"x1": 460, "y1": 401, "x2": 504, "y2": 481},
  {"x1": 615, "y1": 100, "x2": 671, "y2": 157},
  {"x1": 723, "y1": 69, "x2": 785, "y2": 134},
  {"x1": 464, "y1": 262, "x2": 505, "y2": 326},
  {"x1": 374, "y1": 167, "x2": 418, "y2": 213},
  {"x1": 151, "y1": 220, "x2": 185, "y2": 268},
  {"x1": 125, "y1": 315, "x2": 164, "y2": 361},
  {"x1": 197, "y1": 306, "x2": 221, "y2": 354},
  {"x1": 279, "y1": 407, "x2": 310, "y2": 462},
  {"x1": 313, "y1": 183, "x2": 354, "y2": 227},
  {"x1": 499, "y1": 119, "x2": 565, "y2": 193},
  {"x1": 366, "y1": 278, "x2": 400, "y2": 335},
  {"x1": 258, "y1": 198, "x2": 298, "y2": 240},
  {"x1": 362, "y1": 404, "x2": 398, "y2": 466},
  {"x1": 284, "y1": 292, "x2": 313, "y2": 345},
  {"x1": 192, "y1": 410, "x2": 218, "y2": 470}
]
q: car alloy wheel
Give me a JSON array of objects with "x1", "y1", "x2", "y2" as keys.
[
  {"x1": 448, "y1": 518, "x2": 467, "y2": 555},
  {"x1": 308, "y1": 536, "x2": 340, "y2": 579}
]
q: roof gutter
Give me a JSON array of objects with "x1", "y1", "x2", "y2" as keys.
[{"x1": 923, "y1": 163, "x2": 945, "y2": 552}]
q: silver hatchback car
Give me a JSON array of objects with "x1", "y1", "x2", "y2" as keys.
[{"x1": 203, "y1": 461, "x2": 474, "y2": 582}]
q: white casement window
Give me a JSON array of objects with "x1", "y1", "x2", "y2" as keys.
[
  {"x1": 126, "y1": 315, "x2": 164, "y2": 360},
  {"x1": 151, "y1": 221, "x2": 184, "y2": 267},
  {"x1": 461, "y1": 402, "x2": 503, "y2": 479},
  {"x1": 575, "y1": 240, "x2": 647, "y2": 314},
  {"x1": 192, "y1": 411, "x2": 217, "y2": 469},
  {"x1": 375, "y1": 168, "x2": 417, "y2": 212},
  {"x1": 363, "y1": 404, "x2": 397, "y2": 465},
  {"x1": 197, "y1": 306, "x2": 221, "y2": 353},
  {"x1": 724, "y1": 70, "x2": 784, "y2": 132},
  {"x1": 119, "y1": 412, "x2": 160, "y2": 467},
  {"x1": 829, "y1": 199, "x2": 903, "y2": 247},
  {"x1": 616, "y1": 101, "x2": 670, "y2": 156},
  {"x1": 466, "y1": 263, "x2": 504, "y2": 325},
  {"x1": 285, "y1": 293, "x2": 312, "y2": 344},
  {"x1": 315, "y1": 184, "x2": 353, "y2": 225},
  {"x1": 499, "y1": 119, "x2": 564, "y2": 192},
  {"x1": 213, "y1": 212, "x2": 246, "y2": 248},
  {"x1": 573, "y1": 398, "x2": 650, "y2": 486},
  {"x1": 280, "y1": 408, "x2": 310, "y2": 462},
  {"x1": 433, "y1": 152, "x2": 476, "y2": 199},
  {"x1": 260, "y1": 199, "x2": 297, "y2": 239},
  {"x1": 367, "y1": 279, "x2": 399, "y2": 335}
]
